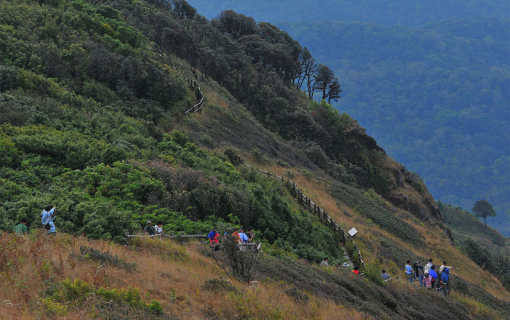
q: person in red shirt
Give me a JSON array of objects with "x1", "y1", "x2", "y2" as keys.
[
  {"x1": 352, "y1": 266, "x2": 360, "y2": 275},
  {"x1": 208, "y1": 228, "x2": 220, "y2": 246}
]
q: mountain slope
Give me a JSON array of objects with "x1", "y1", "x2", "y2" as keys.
[{"x1": 0, "y1": 0, "x2": 509, "y2": 318}]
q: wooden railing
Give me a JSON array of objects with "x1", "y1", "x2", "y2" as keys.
[
  {"x1": 177, "y1": 73, "x2": 205, "y2": 114},
  {"x1": 124, "y1": 231, "x2": 260, "y2": 251},
  {"x1": 234, "y1": 155, "x2": 365, "y2": 267}
]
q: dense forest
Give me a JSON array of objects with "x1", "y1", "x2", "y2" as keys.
[
  {"x1": 275, "y1": 18, "x2": 510, "y2": 235},
  {"x1": 187, "y1": 0, "x2": 510, "y2": 26}
]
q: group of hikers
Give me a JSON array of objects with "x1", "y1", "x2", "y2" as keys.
[
  {"x1": 318, "y1": 256, "x2": 452, "y2": 295},
  {"x1": 14, "y1": 205, "x2": 57, "y2": 235},
  {"x1": 405, "y1": 259, "x2": 452, "y2": 295},
  {"x1": 16, "y1": 207, "x2": 452, "y2": 297},
  {"x1": 320, "y1": 257, "x2": 361, "y2": 274},
  {"x1": 207, "y1": 227, "x2": 259, "y2": 251},
  {"x1": 143, "y1": 221, "x2": 258, "y2": 251}
]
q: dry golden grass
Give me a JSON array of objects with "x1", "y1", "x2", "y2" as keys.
[
  {"x1": 0, "y1": 231, "x2": 364, "y2": 319},
  {"x1": 245, "y1": 161, "x2": 509, "y2": 301}
]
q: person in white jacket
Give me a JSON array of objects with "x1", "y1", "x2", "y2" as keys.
[{"x1": 424, "y1": 258, "x2": 434, "y2": 273}]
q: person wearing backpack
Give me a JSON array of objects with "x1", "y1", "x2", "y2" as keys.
[
  {"x1": 439, "y1": 267, "x2": 450, "y2": 296},
  {"x1": 41, "y1": 206, "x2": 57, "y2": 236},
  {"x1": 424, "y1": 258, "x2": 434, "y2": 274},
  {"x1": 143, "y1": 220, "x2": 156, "y2": 235}
]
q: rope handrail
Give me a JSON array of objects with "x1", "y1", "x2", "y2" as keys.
[{"x1": 234, "y1": 155, "x2": 365, "y2": 267}]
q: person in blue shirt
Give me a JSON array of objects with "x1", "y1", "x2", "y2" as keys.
[
  {"x1": 405, "y1": 260, "x2": 414, "y2": 283},
  {"x1": 429, "y1": 265, "x2": 438, "y2": 288},
  {"x1": 238, "y1": 228, "x2": 249, "y2": 243},
  {"x1": 381, "y1": 269, "x2": 391, "y2": 281},
  {"x1": 41, "y1": 205, "x2": 57, "y2": 236},
  {"x1": 439, "y1": 267, "x2": 450, "y2": 296}
]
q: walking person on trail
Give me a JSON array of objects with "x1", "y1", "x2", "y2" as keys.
[
  {"x1": 405, "y1": 260, "x2": 414, "y2": 283},
  {"x1": 414, "y1": 261, "x2": 425, "y2": 287},
  {"x1": 320, "y1": 257, "x2": 329, "y2": 267},
  {"x1": 352, "y1": 266, "x2": 360, "y2": 275},
  {"x1": 429, "y1": 265, "x2": 438, "y2": 289},
  {"x1": 208, "y1": 228, "x2": 220, "y2": 246},
  {"x1": 438, "y1": 267, "x2": 450, "y2": 296},
  {"x1": 154, "y1": 221, "x2": 164, "y2": 234},
  {"x1": 424, "y1": 258, "x2": 434, "y2": 274},
  {"x1": 41, "y1": 205, "x2": 57, "y2": 236},
  {"x1": 14, "y1": 218, "x2": 28, "y2": 234},
  {"x1": 143, "y1": 220, "x2": 156, "y2": 235}
]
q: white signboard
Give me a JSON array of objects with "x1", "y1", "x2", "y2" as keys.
[{"x1": 348, "y1": 227, "x2": 358, "y2": 237}]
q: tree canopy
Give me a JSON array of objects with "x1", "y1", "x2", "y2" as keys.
[{"x1": 473, "y1": 200, "x2": 497, "y2": 226}]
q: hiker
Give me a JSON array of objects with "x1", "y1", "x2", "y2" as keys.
[
  {"x1": 232, "y1": 228, "x2": 241, "y2": 244},
  {"x1": 320, "y1": 257, "x2": 329, "y2": 267},
  {"x1": 342, "y1": 262, "x2": 349, "y2": 269},
  {"x1": 439, "y1": 261, "x2": 453, "y2": 277},
  {"x1": 352, "y1": 266, "x2": 360, "y2": 275},
  {"x1": 154, "y1": 221, "x2": 164, "y2": 234},
  {"x1": 14, "y1": 218, "x2": 28, "y2": 234},
  {"x1": 424, "y1": 258, "x2": 434, "y2": 274},
  {"x1": 429, "y1": 265, "x2": 438, "y2": 288},
  {"x1": 405, "y1": 260, "x2": 414, "y2": 283},
  {"x1": 208, "y1": 228, "x2": 220, "y2": 246},
  {"x1": 238, "y1": 228, "x2": 249, "y2": 243},
  {"x1": 424, "y1": 272, "x2": 432, "y2": 289},
  {"x1": 246, "y1": 228, "x2": 254, "y2": 242},
  {"x1": 414, "y1": 261, "x2": 425, "y2": 287},
  {"x1": 41, "y1": 205, "x2": 57, "y2": 236},
  {"x1": 143, "y1": 220, "x2": 156, "y2": 235},
  {"x1": 439, "y1": 267, "x2": 450, "y2": 296},
  {"x1": 381, "y1": 269, "x2": 391, "y2": 281}
]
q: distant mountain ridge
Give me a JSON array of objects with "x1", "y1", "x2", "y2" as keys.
[
  {"x1": 274, "y1": 17, "x2": 510, "y2": 235},
  {"x1": 187, "y1": 0, "x2": 510, "y2": 26}
]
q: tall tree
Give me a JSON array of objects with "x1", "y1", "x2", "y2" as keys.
[
  {"x1": 314, "y1": 64, "x2": 334, "y2": 101},
  {"x1": 328, "y1": 77, "x2": 341, "y2": 103},
  {"x1": 472, "y1": 200, "x2": 496, "y2": 226}
]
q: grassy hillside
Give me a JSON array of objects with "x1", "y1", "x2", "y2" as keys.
[{"x1": 1, "y1": 0, "x2": 509, "y2": 318}]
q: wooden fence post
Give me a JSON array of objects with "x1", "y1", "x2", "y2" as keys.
[{"x1": 125, "y1": 231, "x2": 129, "y2": 244}]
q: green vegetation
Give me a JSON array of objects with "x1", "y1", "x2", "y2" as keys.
[
  {"x1": 187, "y1": 0, "x2": 509, "y2": 26},
  {"x1": 41, "y1": 278, "x2": 163, "y2": 317},
  {"x1": 473, "y1": 200, "x2": 497, "y2": 226},
  {"x1": 440, "y1": 202, "x2": 510, "y2": 289}
]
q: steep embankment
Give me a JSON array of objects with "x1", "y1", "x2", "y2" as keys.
[{"x1": 0, "y1": 0, "x2": 509, "y2": 318}]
